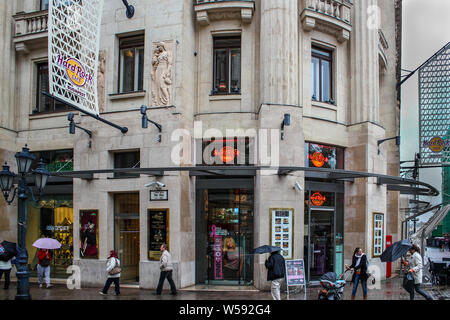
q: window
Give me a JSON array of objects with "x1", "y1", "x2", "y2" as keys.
[
  {"x1": 311, "y1": 47, "x2": 334, "y2": 104},
  {"x1": 373, "y1": 213, "x2": 384, "y2": 257},
  {"x1": 119, "y1": 36, "x2": 144, "y2": 93},
  {"x1": 113, "y1": 151, "x2": 140, "y2": 178},
  {"x1": 35, "y1": 62, "x2": 71, "y2": 114},
  {"x1": 213, "y1": 37, "x2": 241, "y2": 94},
  {"x1": 305, "y1": 143, "x2": 344, "y2": 169},
  {"x1": 40, "y1": 0, "x2": 49, "y2": 10}
]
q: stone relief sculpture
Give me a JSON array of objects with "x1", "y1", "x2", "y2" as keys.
[
  {"x1": 151, "y1": 41, "x2": 173, "y2": 106},
  {"x1": 97, "y1": 50, "x2": 106, "y2": 113}
]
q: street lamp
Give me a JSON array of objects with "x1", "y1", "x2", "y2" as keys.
[{"x1": 0, "y1": 145, "x2": 50, "y2": 300}]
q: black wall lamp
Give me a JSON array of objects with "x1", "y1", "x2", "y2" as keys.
[
  {"x1": 377, "y1": 136, "x2": 400, "y2": 154},
  {"x1": 140, "y1": 105, "x2": 162, "y2": 143},
  {"x1": 281, "y1": 113, "x2": 291, "y2": 140},
  {"x1": 122, "y1": 0, "x2": 135, "y2": 19},
  {"x1": 68, "y1": 112, "x2": 92, "y2": 148}
]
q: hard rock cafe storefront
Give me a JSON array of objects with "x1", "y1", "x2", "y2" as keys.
[
  {"x1": 195, "y1": 138, "x2": 255, "y2": 286},
  {"x1": 304, "y1": 142, "x2": 345, "y2": 283}
]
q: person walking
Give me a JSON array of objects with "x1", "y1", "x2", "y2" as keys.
[
  {"x1": 154, "y1": 244, "x2": 177, "y2": 295},
  {"x1": 0, "y1": 257, "x2": 13, "y2": 290},
  {"x1": 345, "y1": 247, "x2": 368, "y2": 300},
  {"x1": 100, "y1": 250, "x2": 121, "y2": 295},
  {"x1": 264, "y1": 249, "x2": 285, "y2": 300},
  {"x1": 37, "y1": 249, "x2": 53, "y2": 288},
  {"x1": 403, "y1": 244, "x2": 432, "y2": 300}
]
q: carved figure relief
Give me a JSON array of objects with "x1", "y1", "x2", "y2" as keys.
[
  {"x1": 97, "y1": 50, "x2": 106, "y2": 113},
  {"x1": 151, "y1": 41, "x2": 173, "y2": 106}
]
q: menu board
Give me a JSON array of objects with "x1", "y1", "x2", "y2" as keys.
[
  {"x1": 270, "y1": 208, "x2": 294, "y2": 259},
  {"x1": 286, "y1": 259, "x2": 305, "y2": 286},
  {"x1": 148, "y1": 209, "x2": 169, "y2": 260}
]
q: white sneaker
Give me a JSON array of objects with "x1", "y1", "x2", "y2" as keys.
[
  {"x1": 46, "y1": 284, "x2": 54, "y2": 289},
  {"x1": 99, "y1": 291, "x2": 107, "y2": 295},
  {"x1": 39, "y1": 284, "x2": 43, "y2": 288}
]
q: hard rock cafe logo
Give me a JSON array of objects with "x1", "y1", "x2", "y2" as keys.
[
  {"x1": 308, "y1": 152, "x2": 328, "y2": 168},
  {"x1": 56, "y1": 55, "x2": 93, "y2": 88},
  {"x1": 213, "y1": 146, "x2": 240, "y2": 163},
  {"x1": 310, "y1": 192, "x2": 326, "y2": 206},
  {"x1": 423, "y1": 136, "x2": 449, "y2": 153}
]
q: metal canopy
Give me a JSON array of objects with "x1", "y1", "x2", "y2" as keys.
[{"x1": 49, "y1": 165, "x2": 439, "y2": 197}]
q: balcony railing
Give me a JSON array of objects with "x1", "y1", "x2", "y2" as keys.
[
  {"x1": 194, "y1": 0, "x2": 255, "y2": 25},
  {"x1": 13, "y1": 10, "x2": 49, "y2": 52},
  {"x1": 301, "y1": 0, "x2": 353, "y2": 42}
]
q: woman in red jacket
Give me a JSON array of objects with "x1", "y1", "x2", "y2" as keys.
[{"x1": 37, "y1": 249, "x2": 53, "y2": 288}]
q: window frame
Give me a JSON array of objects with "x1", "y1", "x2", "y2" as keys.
[
  {"x1": 34, "y1": 62, "x2": 72, "y2": 114},
  {"x1": 118, "y1": 35, "x2": 145, "y2": 94},
  {"x1": 212, "y1": 36, "x2": 241, "y2": 95},
  {"x1": 113, "y1": 150, "x2": 141, "y2": 178},
  {"x1": 311, "y1": 46, "x2": 334, "y2": 104}
]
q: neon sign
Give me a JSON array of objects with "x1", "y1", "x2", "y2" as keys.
[
  {"x1": 308, "y1": 152, "x2": 328, "y2": 168},
  {"x1": 310, "y1": 192, "x2": 326, "y2": 206},
  {"x1": 212, "y1": 146, "x2": 240, "y2": 163}
]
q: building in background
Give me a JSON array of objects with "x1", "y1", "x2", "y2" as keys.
[{"x1": 0, "y1": 0, "x2": 407, "y2": 290}]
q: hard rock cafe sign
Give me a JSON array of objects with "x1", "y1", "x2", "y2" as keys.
[
  {"x1": 308, "y1": 152, "x2": 329, "y2": 168},
  {"x1": 310, "y1": 192, "x2": 326, "y2": 206},
  {"x1": 212, "y1": 146, "x2": 240, "y2": 163}
]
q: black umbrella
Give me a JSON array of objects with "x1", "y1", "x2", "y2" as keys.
[
  {"x1": 380, "y1": 239, "x2": 412, "y2": 262},
  {"x1": 0, "y1": 241, "x2": 17, "y2": 262},
  {"x1": 253, "y1": 245, "x2": 282, "y2": 254}
]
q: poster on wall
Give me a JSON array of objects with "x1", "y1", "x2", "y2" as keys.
[
  {"x1": 80, "y1": 209, "x2": 99, "y2": 259},
  {"x1": 270, "y1": 208, "x2": 294, "y2": 259},
  {"x1": 148, "y1": 209, "x2": 169, "y2": 261}
]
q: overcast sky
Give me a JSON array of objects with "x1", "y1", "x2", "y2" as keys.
[{"x1": 401, "y1": 0, "x2": 450, "y2": 220}]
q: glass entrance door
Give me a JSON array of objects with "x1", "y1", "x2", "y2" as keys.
[
  {"x1": 309, "y1": 208, "x2": 334, "y2": 281},
  {"x1": 114, "y1": 193, "x2": 140, "y2": 283},
  {"x1": 196, "y1": 180, "x2": 254, "y2": 286}
]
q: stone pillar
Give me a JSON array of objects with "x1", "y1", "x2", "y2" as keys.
[
  {"x1": 255, "y1": 0, "x2": 304, "y2": 290},
  {"x1": 350, "y1": 0, "x2": 379, "y2": 124}
]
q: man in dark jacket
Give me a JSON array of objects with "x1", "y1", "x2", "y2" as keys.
[{"x1": 265, "y1": 250, "x2": 285, "y2": 300}]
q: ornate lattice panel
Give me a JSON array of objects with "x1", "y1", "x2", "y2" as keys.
[
  {"x1": 418, "y1": 43, "x2": 450, "y2": 165},
  {"x1": 48, "y1": 0, "x2": 103, "y2": 116}
]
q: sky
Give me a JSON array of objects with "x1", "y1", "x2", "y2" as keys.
[{"x1": 400, "y1": 0, "x2": 450, "y2": 221}]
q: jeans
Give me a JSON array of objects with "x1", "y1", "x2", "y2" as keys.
[
  {"x1": 37, "y1": 264, "x2": 50, "y2": 286},
  {"x1": 410, "y1": 284, "x2": 432, "y2": 300},
  {"x1": 351, "y1": 273, "x2": 368, "y2": 297},
  {"x1": 102, "y1": 277, "x2": 120, "y2": 295},
  {"x1": 156, "y1": 270, "x2": 177, "y2": 294},
  {"x1": 0, "y1": 269, "x2": 11, "y2": 289},
  {"x1": 271, "y1": 278, "x2": 282, "y2": 300}
]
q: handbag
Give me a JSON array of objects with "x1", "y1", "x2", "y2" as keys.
[
  {"x1": 108, "y1": 258, "x2": 122, "y2": 275},
  {"x1": 402, "y1": 272, "x2": 414, "y2": 293},
  {"x1": 343, "y1": 269, "x2": 354, "y2": 282}
]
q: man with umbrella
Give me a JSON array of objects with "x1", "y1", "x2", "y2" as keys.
[
  {"x1": 0, "y1": 241, "x2": 18, "y2": 290},
  {"x1": 255, "y1": 245, "x2": 285, "y2": 300}
]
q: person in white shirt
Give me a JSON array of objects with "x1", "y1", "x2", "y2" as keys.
[
  {"x1": 154, "y1": 244, "x2": 177, "y2": 295},
  {"x1": 99, "y1": 250, "x2": 121, "y2": 296},
  {"x1": 0, "y1": 258, "x2": 13, "y2": 290},
  {"x1": 403, "y1": 244, "x2": 432, "y2": 300}
]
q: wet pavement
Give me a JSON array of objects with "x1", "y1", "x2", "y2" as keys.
[{"x1": 0, "y1": 275, "x2": 448, "y2": 300}]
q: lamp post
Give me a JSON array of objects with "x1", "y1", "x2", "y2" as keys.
[{"x1": 0, "y1": 145, "x2": 50, "y2": 300}]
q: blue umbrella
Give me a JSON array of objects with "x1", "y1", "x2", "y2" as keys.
[
  {"x1": 380, "y1": 239, "x2": 412, "y2": 262},
  {"x1": 253, "y1": 245, "x2": 282, "y2": 254}
]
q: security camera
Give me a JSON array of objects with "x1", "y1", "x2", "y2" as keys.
[
  {"x1": 294, "y1": 181, "x2": 303, "y2": 191},
  {"x1": 145, "y1": 181, "x2": 166, "y2": 189}
]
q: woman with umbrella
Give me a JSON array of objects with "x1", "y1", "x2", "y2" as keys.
[
  {"x1": 33, "y1": 236, "x2": 61, "y2": 289},
  {"x1": 402, "y1": 244, "x2": 432, "y2": 300}
]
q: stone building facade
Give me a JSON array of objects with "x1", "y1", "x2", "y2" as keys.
[{"x1": 0, "y1": 0, "x2": 402, "y2": 290}]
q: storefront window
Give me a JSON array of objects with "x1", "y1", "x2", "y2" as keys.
[
  {"x1": 26, "y1": 195, "x2": 73, "y2": 278},
  {"x1": 196, "y1": 186, "x2": 254, "y2": 285},
  {"x1": 305, "y1": 143, "x2": 344, "y2": 169}
]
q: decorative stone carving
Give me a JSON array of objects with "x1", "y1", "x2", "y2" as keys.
[
  {"x1": 97, "y1": 50, "x2": 106, "y2": 113},
  {"x1": 151, "y1": 41, "x2": 173, "y2": 106}
]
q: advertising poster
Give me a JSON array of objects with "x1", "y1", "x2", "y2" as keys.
[
  {"x1": 148, "y1": 209, "x2": 169, "y2": 260},
  {"x1": 80, "y1": 209, "x2": 99, "y2": 259},
  {"x1": 270, "y1": 208, "x2": 294, "y2": 259},
  {"x1": 285, "y1": 259, "x2": 305, "y2": 286}
]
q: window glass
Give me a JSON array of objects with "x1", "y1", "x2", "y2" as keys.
[
  {"x1": 311, "y1": 46, "x2": 333, "y2": 103},
  {"x1": 321, "y1": 60, "x2": 331, "y2": 102},
  {"x1": 119, "y1": 36, "x2": 144, "y2": 93},
  {"x1": 213, "y1": 37, "x2": 241, "y2": 94},
  {"x1": 305, "y1": 142, "x2": 344, "y2": 169},
  {"x1": 311, "y1": 57, "x2": 320, "y2": 100},
  {"x1": 113, "y1": 151, "x2": 140, "y2": 178},
  {"x1": 41, "y1": 0, "x2": 49, "y2": 10},
  {"x1": 36, "y1": 63, "x2": 69, "y2": 114}
]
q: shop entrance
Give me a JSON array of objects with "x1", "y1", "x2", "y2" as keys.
[
  {"x1": 114, "y1": 193, "x2": 140, "y2": 283},
  {"x1": 195, "y1": 179, "x2": 254, "y2": 286}
]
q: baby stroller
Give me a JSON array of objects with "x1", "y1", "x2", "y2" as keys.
[{"x1": 318, "y1": 271, "x2": 348, "y2": 300}]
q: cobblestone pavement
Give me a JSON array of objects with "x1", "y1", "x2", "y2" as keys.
[{"x1": 0, "y1": 275, "x2": 448, "y2": 300}]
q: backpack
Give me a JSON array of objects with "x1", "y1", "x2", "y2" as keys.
[{"x1": 40, "y1": 257, "x2": 50, "y2": 267}]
